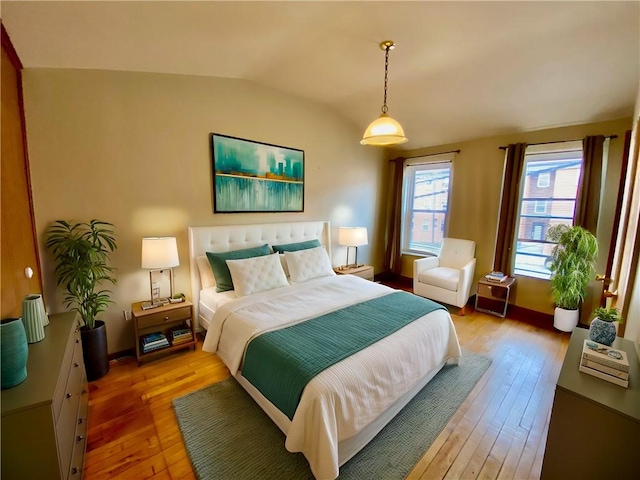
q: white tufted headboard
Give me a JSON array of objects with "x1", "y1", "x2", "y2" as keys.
[{"x1": 188, "y1": 221, "x2": 331, "y2": 331}]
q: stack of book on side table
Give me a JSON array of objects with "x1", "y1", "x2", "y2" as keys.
[
  {"x1": 169, "y1": 326, "x2": 192, "y2": 346},
  {"x1": 579, "y1": 339, "x2": 629, "y2": 388},
  {"x1": 485, "y1": 271, "x2": 507, "y2": 282},
  {"x1": 141, "y1": 331, "x2": 170, "y2": 354}
]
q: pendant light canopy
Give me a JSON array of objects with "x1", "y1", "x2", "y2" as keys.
[{"x1": 361, "y1": 41, "x2": 408, "y2": 147}]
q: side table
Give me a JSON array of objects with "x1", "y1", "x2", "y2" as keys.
[
  {"x1": 475, "y1": 275, "x2": 516, "y2": 317},
  {"x1": 132, "y1": 300, "x2": 196, "y2": 365}
]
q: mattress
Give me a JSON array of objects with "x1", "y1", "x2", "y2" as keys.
[{"x1": 197, "y1": 287, "x2": 236, "y2": 330}]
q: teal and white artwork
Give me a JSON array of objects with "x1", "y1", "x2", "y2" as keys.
[{"x1": 211, "y1": 134, "x2": 304, "y2": 213}]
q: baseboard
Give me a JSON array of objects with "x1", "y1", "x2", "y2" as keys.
[
  {"x1": 377, "y1": 271, "x2": 556, "y2": 329},
  {"x1": 500, "y1": 303, "x2": 555, "y2": 331},
  {"x1": 108, "y1": 348, "x2": 135, "y2": 361}
]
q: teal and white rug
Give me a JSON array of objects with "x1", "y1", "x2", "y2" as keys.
[{"x1": 173, "y1": 349, "x2": 491, "y2": 479}]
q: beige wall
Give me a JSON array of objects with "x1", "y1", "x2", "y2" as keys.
[
  {"x1": 22, "y1": 69, "x2": 385, "y2": 353},
  {"x1": 389, "y1": 117, "x2": 633, "y2": 317}
]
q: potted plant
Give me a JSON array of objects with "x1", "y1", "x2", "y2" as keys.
[
  {"x1": 46, "y1": 220, "x2": 117, "y2": 381},
  {"x1": 589, "y1": 306, "x2": 622, "y2": 345},
  {"x1": 546, "y1": 224, "x2": 598, "y2": 332}
]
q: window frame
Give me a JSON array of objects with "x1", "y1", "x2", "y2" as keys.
[
  {"x1": 511, "y1": 141, "x2": 584, "y2": 280},
  {"x1": 401, "y1": 153, "x2": 455, "y2": 256}
]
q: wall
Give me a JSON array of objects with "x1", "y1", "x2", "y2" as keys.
[
  {"x1": 388, "y1": 117, "x2": 632, "y2": 317},
  {"x1": 21, "y1": 69, "x2": 385, "y2": 353}
]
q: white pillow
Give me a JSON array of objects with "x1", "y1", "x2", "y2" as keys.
[
  {"x1": 226, "y1": 253, "x2": 289, "y2": 297},
  {"x1": 279, "y1": 254, "x2": 290, "y2": 278},
  {"x1": 284, "y1": 246, "x2": 336, "y2": 283},
  {"x1": 196, "y1": 255, "x2": 216, "y2": 289}
]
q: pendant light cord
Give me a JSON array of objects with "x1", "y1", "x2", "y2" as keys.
[{"x1": 382, "y1": 45, "x2": 390, "y2": 114}]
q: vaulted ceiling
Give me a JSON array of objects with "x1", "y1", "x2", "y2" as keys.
[{"x1": 2, "y1": 1, "x2": 639, "y2": 148}]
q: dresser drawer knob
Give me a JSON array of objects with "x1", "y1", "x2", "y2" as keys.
[
  {"x1": 66, "y1": 393, "x2": 72, "y2": 399},
  {"x1": 74, "y1": 362, "x2": 80, "y2": 367},
  {"x1": 76, "y1": 338, "x2": 80, "y2": 343},
  {"x1": 77, "y1": 435, "x2": 85, "y2": 442},
  {"x1": 71, "y1": 467, "x2": 80, "y2": 475},
  {"x1": 78, "y1": 418, "x2": 84, "y2": 424},
  {"x1": 164, "y1": 316, "x2": 170, "y2": 321}
]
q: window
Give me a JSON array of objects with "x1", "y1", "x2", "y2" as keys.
[
  {"x1": 401, "y1": 153, "x2": 454, "y2": 255},
  {"x1": 537, "y1": 172, "x2": 550, "y2": 188},
  {"x1": 512, "y1": 141, "x2": 583, "y2": 280}
]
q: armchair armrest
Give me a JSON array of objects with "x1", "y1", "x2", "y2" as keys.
[
  {"x1": 414, "y1": 256, "x2": 440, "y2": 278},
  {"x1": 457, "y1": 258, "x2": 477, "y2": 301}
]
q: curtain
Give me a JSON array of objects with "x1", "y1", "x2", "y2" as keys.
[
  {"x1": 574, "y1": 135, "x2": 605, "y2": 234},
  {"x1": 384, "y1": 157, "x2": 405, "y2": 274},
  {"x1": 493, "y1": 143, "x2": 527, "y2": 274}
]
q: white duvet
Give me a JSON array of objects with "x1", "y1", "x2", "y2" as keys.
[{"x1": 202, "y1": 275, "x2": 461, "y2": 480}]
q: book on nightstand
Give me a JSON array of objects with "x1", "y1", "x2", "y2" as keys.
[
  {"x1": 141, "y1": 332, "x2": 169, "y2": 353},
  {"x1": 168, "y1": 326, "x2": 192, "y2": 345},
  {"x1": 485, "y1": 271, "x2": 507, "y2": 282}
]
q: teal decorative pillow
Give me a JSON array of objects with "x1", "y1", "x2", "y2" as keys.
[
  {"x1": 272, "y1": 239, "x2": 321, "y2": 253},
  {"x1": 206, "y1": 244, "x2": 270, "y2": 292}
]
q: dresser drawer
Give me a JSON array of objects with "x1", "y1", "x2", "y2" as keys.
[
  {"x1": 67, "y1": 386, "x2": 88, "y2": 480},
  {"x1": 53, "y1": 328, "x2": 81, "y2": 424},
  {"x1": 137, "y1": 305, "x2": 191, "y2": 329}
]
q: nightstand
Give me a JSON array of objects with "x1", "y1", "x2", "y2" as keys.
[
  {"x1": 475, "y1": 276, "x2": 516, "y2": 317},
  {"x1": 334, "y1": 265, "x2": 374, "y2": 281},
  {"x1": 132, "y1": 300, "x2": 196, "y2": 365}
]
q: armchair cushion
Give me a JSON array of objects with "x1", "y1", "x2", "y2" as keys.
[{"x1": 417, "y1": 267, "x2": 460, "y2": 292}]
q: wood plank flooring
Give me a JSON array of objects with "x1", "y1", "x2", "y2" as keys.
[{"x1": 84, "y1": 294, "x2": 568, "y2": 480}]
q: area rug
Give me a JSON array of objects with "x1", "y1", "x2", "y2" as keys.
[{"x1": 173, "y1": 349, "x2": 491, "y2": 480}]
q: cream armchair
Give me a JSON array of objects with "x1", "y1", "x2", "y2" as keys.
[{"x1": 413, "y1": 238, "x2": 476, "y2": 315}]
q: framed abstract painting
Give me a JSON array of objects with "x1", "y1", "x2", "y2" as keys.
[{"x1": 210, "y1": 133, "x2": 305, "y2": 213}]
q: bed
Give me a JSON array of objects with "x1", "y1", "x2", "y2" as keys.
[{"x1": 188, "y1": 221, "x2": 461, "y2": 480}]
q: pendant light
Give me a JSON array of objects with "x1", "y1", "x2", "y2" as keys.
[{"x1": 361, "y1": 40, "x2": 408, "y2": 146}]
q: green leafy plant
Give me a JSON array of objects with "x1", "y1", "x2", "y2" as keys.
[
  {"x1": 172, "y1": 293, "x2": 185, "y2": 299},
  {"x1": 546, "y1": 224, "x2": 598, "y2": 310},
  {"x1": 593, "y1": 306, "x2": 623, "y2": 323},
  {"x1": 45, "y1": 220, "x2": 117, "y2": 329}
]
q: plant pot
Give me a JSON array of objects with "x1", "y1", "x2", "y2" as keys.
[
  {"x1": 1, "y1": 318, "x2": 29, "y2": 389},
  {"x1": 553, "y1": 307, "x2": 579, "y2": 332},
  {"x1": 81, "y1": 320, "x2": 109, "y2": 381},
  {"x1": 589, "y1": 318, "x2": 617, "y2": 346}
]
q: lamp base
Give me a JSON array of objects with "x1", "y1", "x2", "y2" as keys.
[{"x1": 339, "y1": 263, "x2": 364, "y2": 270}]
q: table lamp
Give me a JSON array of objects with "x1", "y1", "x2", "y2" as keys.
[
  {"x1": 141, "y1": 237, "x2": 179, "y2": 305},
  {"x1": 338, "y1": 227, "x2": 368, "y2": 268}
]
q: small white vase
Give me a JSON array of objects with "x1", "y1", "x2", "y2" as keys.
[{"x1": 553, "y1": 307, "x2": 579, "y2": 332}]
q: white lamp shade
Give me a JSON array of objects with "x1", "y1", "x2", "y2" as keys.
[
  {"x1": 360, "y1": 113, "x2": 408, "y2": 146},
  {"x1": 141, "y1": 237, "x2": 179, "y2": 269},
  {"x1": 338, "y1": 227, "x2": 368, "y2": 247}
]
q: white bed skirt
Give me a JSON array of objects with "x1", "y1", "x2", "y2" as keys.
[{"x1": 235, "y1": 355, "x2": 455, "y2": 472}]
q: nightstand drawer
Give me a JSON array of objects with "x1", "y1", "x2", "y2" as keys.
[
  {"x1": 137, "y1": 305, "x2": 191, "y2": 329},
  {"x1": 334, "y1": 265, "x2": 374, "y2": 281},
  {"x1": 477, "y1": 283, "x2": 509, "y2": 301}
]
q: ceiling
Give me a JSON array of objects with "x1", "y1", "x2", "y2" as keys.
[{"x1": 2, "y1": 1, "x2": 639, "y2": 149}]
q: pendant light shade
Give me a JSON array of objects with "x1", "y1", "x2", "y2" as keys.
[
  {"x1": 361, "y1": 41, "x2": 408, "y2": 147},
  {"x1": 361, "y1": 113, "x2": 408, "y2": 146}
]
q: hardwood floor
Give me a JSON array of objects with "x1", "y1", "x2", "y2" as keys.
[{"x1": 84, "y1": 297, "x2": 568, "y2": 480}]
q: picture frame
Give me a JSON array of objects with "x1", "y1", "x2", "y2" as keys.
[{"x1": 210, "y1": 133, "x2": 305, "y2": 213}]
